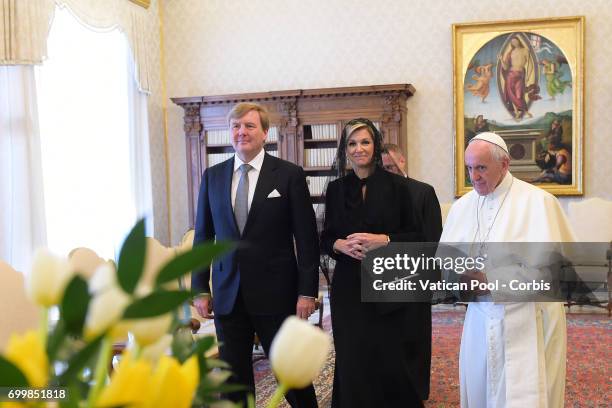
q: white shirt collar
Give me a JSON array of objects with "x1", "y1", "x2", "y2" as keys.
[
  {"x1": 234, "y1": 148, "x2": 265, "y2": 172},
  {"x1": 487, "y1": 171, "x2": 513, "y2": 201}
]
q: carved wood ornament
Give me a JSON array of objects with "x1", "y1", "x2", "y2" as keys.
[{"x1": 172, "y1": 84, "x2": 415, "y2": 226}]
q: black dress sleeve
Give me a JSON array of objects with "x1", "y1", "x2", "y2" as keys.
[{"x1": 321, "y1": 180, "x2": 342, "y2": 259}]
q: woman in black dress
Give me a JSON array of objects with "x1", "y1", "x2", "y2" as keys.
[{"x1": 321, "y1": 119, "x2": 430, "y2": 408}]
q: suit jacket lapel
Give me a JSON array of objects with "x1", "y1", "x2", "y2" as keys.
[
  {"x1": 221, "y1": 157, "x2": 240, "y2": 236},
  {"x1": 243, "y1": 153, "x2": 276, "y2": 236}
]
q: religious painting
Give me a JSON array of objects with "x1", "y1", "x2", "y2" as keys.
[
  {"x1": 128, "y1": 0, "x2": 151, "y2": 8},
  {"x1": 453, "y1": 17, "x2": 584, "y2": 196}
]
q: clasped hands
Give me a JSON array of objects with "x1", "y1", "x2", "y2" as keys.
[{"x1": 333, "y1": 233, "x2": 389, "y2": 261}]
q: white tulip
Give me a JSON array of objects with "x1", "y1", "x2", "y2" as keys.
[
  {"x1": 269, "y1": 316, "x2": 331, "y2": 389},
  {"x1": 137, "y1": 238, "x2": 175, "y2": 293},
  {"x1": 126, "y1": 313, "x2": 173, "y2": 347},
  {"x1": 88, "y1": 262, "x2": 118, "y2": 294},
  {"x1": 83, "y1": 285, "x2": 131, "y2": 340},
  {"x1": 134, "y1": 283, "x2": 153, "y2": 298},
  {"x1": 26, "y1": 249, "x2": 74, "y2": 307}
]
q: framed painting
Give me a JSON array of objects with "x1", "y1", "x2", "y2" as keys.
[{"x1": 453, "y1": 16, "x2": 584, "y2": 196}]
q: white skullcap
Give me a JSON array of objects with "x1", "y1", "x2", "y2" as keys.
[{"x1": 469, "y1": 132, "x2": 508, "y2": 154}]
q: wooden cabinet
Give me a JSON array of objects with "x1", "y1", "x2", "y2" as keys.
[{"x1": 171, "y1": 84, "x2": 415, "y2": 227}]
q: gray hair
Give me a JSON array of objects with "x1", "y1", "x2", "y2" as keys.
[{"x1": 489, "y1": 143, "x2": 510, "y2": 162}]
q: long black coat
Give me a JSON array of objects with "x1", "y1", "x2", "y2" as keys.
[{"x1": 321, "y1": 167, "x2": 442, "y2": 407}]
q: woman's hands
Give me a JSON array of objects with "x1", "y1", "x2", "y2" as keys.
[
  {"x1": 333, "y1": 238, "x2": 363, "y2": 260},
  {"x1": 333, "y1": 233, "x2": 389, "y2": 260}
]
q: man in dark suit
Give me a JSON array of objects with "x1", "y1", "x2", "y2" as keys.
[
  {"x1": 382, "y1": 143, "x2": 442, "y2": 242},
  {"x1": 381, "y1": 143, "x2": 408, "y2": 178},
  {"x1": 382, "y1": 143, "x2": 442, "y2": 402},
  {"x1": 191, "y1": 102, "x2": 320, "y2": 407}
]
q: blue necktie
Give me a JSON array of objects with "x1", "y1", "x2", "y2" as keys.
[{"x1": 234, "y1": 163, "x2": 252, "y2": 234}]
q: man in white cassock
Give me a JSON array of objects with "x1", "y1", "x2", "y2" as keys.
[{"x1": 440, "y1": 132, "x2": 575, "y2": 408}]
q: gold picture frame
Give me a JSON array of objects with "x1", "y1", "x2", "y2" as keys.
[
  {"x1": 453, "y1": 16, "x2": 584, "y2": 196},
  {"x1": 128, "y1": 0, "x2": 150, "y2": 9}
]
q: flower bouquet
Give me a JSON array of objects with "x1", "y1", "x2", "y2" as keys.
[
  {"x1": 0, "y1": 219, "x2": 332, "y2": 408},
  {"x1": 0, "y1": 219, "x2": 237, "y2": 407}
]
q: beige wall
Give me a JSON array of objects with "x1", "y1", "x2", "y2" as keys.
[
  {"x1": 144, "y1": 0, "x2": 169, "y2": 244},
  {"x1": 158, "y1": 0, "x2": 612, "y2": 244}
]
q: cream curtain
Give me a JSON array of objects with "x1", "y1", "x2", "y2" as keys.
[
  {"x1": 53, "y1": 0, "x2": 153, "y2": 93},
  {"x1": 127, "y1": 46, "x2": 154, "y2": 236},
  {"x1": 0, "y1": 0, "x2": 54, "y2": 64},
  {"x1": 0, "y1": 0, "x2": 155, "y2": 269},
  {"x1": 0, "y1": 65, "x2": 47, "y2": 272},
  {"x1": 0, "y1": 0, "x2": 153, "y2": 92}
]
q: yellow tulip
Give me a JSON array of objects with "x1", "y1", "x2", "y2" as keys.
[
  {"x1": 95, "y1": 353, "x2": 198, "y2": 408},
  {"x1": 0, "y1": 401, "x2": 32, "y2": 408},
  {"x1": 4, "y1": 331, "x2": 48, "y2": 387},
  {"x1": 138, "y1": 334, "x2": 173, "y2": 363},
  {"x1": 95, "y1": 352, "x2": 152, "y2": 407},
  {"x1": 144, "y1": 355, "x2": 199, "y2": 408},
  {"x1": 26, "y1": 249, "x2": 73, "y2": 307},
  {"x1": 269, "y1": 316, "x2": 331, "y2": 389}
]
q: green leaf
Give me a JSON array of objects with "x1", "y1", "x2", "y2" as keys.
[
  {"x1": 122, "y1": 290, "x2": 193, "y2": 319},
  {"x1": 46, "y1": 319, "x2": 67, "y2": 361},
  {"x1": 61, "y1": 275, "x2": 91, "y2": 335},
  {"x1": 191, "y1": 335, "x2": 215, "y2": 355},
  {"x1": 200, "y1": 381, "x2": 248, "y2": 394},
  {"x1": 57, "y1": 335, "x2": 104, "y2": 385},
  {"x1": 0, "y1": 355, "x2": 29, "y2": 387},
  {"x1": 204, "y1": 369, "x2": 231, "y2": 385},
  {"x1": 196, "y1": 366, "x2": 247, "y2": 404},
  {"x1": 155, "y1": 241, "x2": 234, "y2": 286},
  {"x1": 204, "y1": 357, "x2": 230, "y2": 370},
  {"x1": 171, "y1": 327, "x2": 195, "y2": 363},
  {"x1": 59, "y1": 381, "x2": 82, "y2": 408},
  {"x1": 117, "y1": 219, "x2": 147, "y2": 294}
]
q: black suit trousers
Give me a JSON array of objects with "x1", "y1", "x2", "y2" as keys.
[{"x1": 214, "y1": 292, "x2": 318, "y2": 408}]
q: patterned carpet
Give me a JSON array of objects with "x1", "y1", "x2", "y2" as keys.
[
  {"x1": 254, "y1": 309, "x2": 611, "y2": 408},
  {"x1": 254, "y1": 315, "x2": 334, "y2": 407}
]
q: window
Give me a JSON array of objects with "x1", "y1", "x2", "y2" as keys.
[{"x1": 36, "y1": 7, "x2": 144, "y2": 259}]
